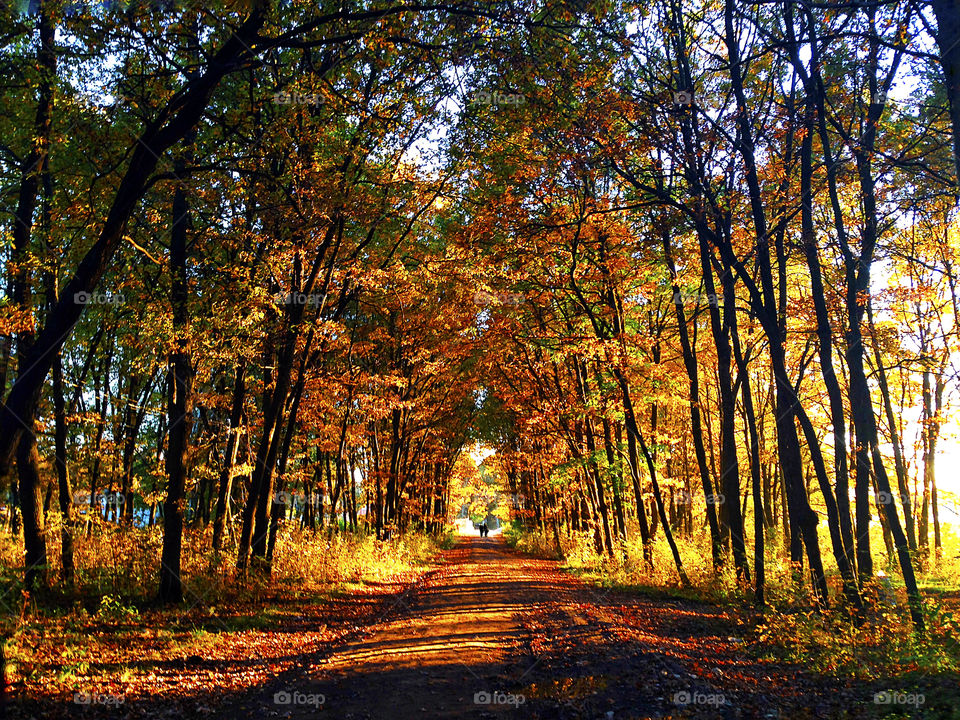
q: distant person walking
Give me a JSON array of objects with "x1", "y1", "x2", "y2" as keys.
[{"x1": 479, "y1": 522, "x2": 488, "y2": 537}]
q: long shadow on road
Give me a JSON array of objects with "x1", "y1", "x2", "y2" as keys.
[
  {"x1": 28, "y1": 536, "x2": 938, "y2": 720},
  {"x1": 232, "y1": 535, "x2": 558, "y2": 719},
  {"x1": 212, "y1": 536, "x2": 903, "y2": 719}
]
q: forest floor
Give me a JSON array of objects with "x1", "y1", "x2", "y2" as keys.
[{"x1": 14, "y1": 536, "x2": 954, "y2": 719}]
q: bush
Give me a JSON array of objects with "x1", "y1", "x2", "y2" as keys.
[{"x1": 0, "y1": 520, "x2": 451, "y2": 610}]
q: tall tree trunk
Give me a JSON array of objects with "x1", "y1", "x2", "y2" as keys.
[
  {"x1": 158, "y1": 163, "x2": 194, "y2": 604},
  {"x1": 622, "y1": 419, "x2": 652, "y2": 565},
  {"x1": 577, "y1": 362, "x2": 614, "y2": 557},
  {"x1": 785, "y1": 61, "x2": 863, "y2": 605},
  {"x1": 662, "y1": 232, "x2": 723, "y2": 570},
  {"x1": 10, "y1": 0, "x2": 55, "y2": 590},
  {"x1": 602, "y1": 416, "x2": 627, "y2": 546},
  {"x1": 16, "y1": 431, "x2": 46, "y2": 589},
  {"x1": 932, "y1": 374, "x2": 944, "y2": 561},
  {"x1": 699, "y1": 233, "x2": 749, "y2": 580},
  {"x1": 784, "y1": 18, "x2": 860, "y2": 581},
  {"x1": 841, "y1": 9, "x2": 923, "y2": 627},
  {"x1": 247, "y1": 339, "x2": 295, "y2": 570},
  {"x1": 919, "y1": 367, "x2": 940, "y2": 562},
  {"x1": 241, "y1": 237, "x2": 327, "y2": 569},
  {"x1": 267, "y1": 367, "x2": 307, "y2": 563},
  {"x1": 730, "y1": 324, "x2": 764, "y2": 603},
  {"x1": 386, "y1": 407, "x2": 402, "y2": 529},
  {"x1": 635, "y1": 406, "x2": 690, "y2": 588},
  {"x1": 722, "y1": 0, "x2": 828, "y2": 603}
]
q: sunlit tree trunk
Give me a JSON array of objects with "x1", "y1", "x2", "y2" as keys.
[{"x1": 52, "y1": 348, "x2": 73, "y2": 586}]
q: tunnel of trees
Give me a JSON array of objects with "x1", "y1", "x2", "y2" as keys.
[{"x1": 2, "y1": 0, "x2": 960, "y2": 633}]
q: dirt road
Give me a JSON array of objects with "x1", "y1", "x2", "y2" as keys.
[{"x1": 233, "y1": 536, "x2": 874, "y2": 720}]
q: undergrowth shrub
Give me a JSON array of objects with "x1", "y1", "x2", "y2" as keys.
[
  {"x1": 272, "y1": 527, "x2": 446, "y2": 588},
  {"x1": 508, "y1": 522, "x2": 960, "y2": 680},
  {"x1": 0, "y1": 518, "x2": 452, "y2": 611},
  {"x1": 754, "y1": 596, "x2": 960, "y2": 678}
]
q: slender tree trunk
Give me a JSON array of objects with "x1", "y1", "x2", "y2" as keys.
[
  {"x1": 603, "y1": 417, "x2": 627, "y2": 546},
  {"x1": 622, "y1": 419, "x2": 652, "y2": 565},
  {"x1": 158, "y1": 162, "x2": 194, "y2": 604},
  {"x1": 662, "y1": 232, "x2": 723, "y2": 570},
  {"x1": 242, "y1": 234, "x2": 329, "y2": 570},
  {"x1": 920, "y1": 368, "x2": 937, "y2": 560},
  {"x1": 635, "y1": 406, "x2": 690, "y2": 588},
  {"x1": 267, "y1": 369, "x2": 306, "y2": 563},
  {"x1": 699, "y1": 233, "x2": 749, "y2": 580},
  {"x1": 866, "y1": 301, "x2": 915, "y2": 554},
  {"x1": 213, "y1": 360, "x2": 246, "y2": 553},
  {"x1": 580, "y1": 411, "x2": 614, "y2": 557},
  {"x1": 787, "y1": 72, "x2": 862, "y2": 605},
  {"x1": 731, "y1": 331, "x2": 764, "y2": 604},
  {"x1": 16, "y1": 429, "x2": 46, "y2": 589},
  {"x1": 722, "y1": 0, "x2": 828, "y2": 603},
  {"x1": 932, "y1": 374, "x2": 944, "y2": 560},
  {"x1": 785, "y1": 37, "x2": 860, "y2": 582},
  {"x1": 52, "y1": 350, "x2": 74, "y2": 586},
  {"x1": 842, "y1": 11, "x2": 924, "y2": 624}
]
